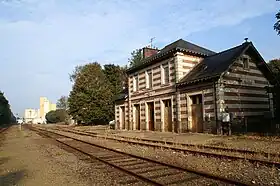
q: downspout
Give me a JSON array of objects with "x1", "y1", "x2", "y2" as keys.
[
  {"x1": 175, "y1": 85, "x2": 180, "y2": 133},
  {"x1": 127, "y1": 77, "x2": 131, "y2": 130},
  {"x1": 213, "y1": 81, "x2": 218, "y2": 134}
]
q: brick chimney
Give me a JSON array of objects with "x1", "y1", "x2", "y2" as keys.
[{"x1": 142, "y1": 47, "x2": 159, "y2": 59}]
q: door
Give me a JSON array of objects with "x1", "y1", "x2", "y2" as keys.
[
  {"x1": 121, "y1": 106, "x2": 125, "y2": 129},
  {"x1": 190, "y1": 95, "x2": 203, "y2": 133},
  {"x1": 164, "y1": 100, "x2": 172, "y2": 132},
  {"x1": 134, "y1": 104, "x2": 140, "y2": 130},
  {"x1": 147, "y1": 102, "x2": 155, "y2": 131}
]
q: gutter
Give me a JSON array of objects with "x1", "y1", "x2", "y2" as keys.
[{"x1": 177, "y1": 74, "x2": 220, "y2": 87}]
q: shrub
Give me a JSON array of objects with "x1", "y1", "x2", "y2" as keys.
[{"x1": 45, "y1": 109, "x2": 68, "y2": 124}]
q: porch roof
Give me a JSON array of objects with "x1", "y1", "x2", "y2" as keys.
[{"x1": 113, "y1": 88, "x2": 128, "y2": 102}]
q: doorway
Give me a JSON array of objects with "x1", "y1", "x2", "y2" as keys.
[
  {"x1": 163, "y1": 99, "x2": 172, "y2": 132},
  {"x1": 147, "y1": 102, "x2": 155, "y2": 131},
  {"x1": 190, "y1": 94, "x2": 203, "y2": 133},
  {"x1": 134, "y1": 104, "x2": 140, "y2": 130},
  {"x1": 120, "y1": 106, "x2": 125, "y2": 130}
]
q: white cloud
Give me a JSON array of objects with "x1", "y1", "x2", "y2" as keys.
[{"x1": 0, "y1": 0, "x2": 278, "y2": 114}]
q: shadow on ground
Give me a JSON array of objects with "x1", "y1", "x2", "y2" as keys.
[{"x1": 0, "y1": 169, "x2": 26, "y2": 186}]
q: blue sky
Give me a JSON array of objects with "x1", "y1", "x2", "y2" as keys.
[{"x1": 0, "y1": 0, "x2": 279, "y2": 115}]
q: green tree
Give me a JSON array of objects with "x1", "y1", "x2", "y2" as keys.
[
  {"x1": 103, "y1": 64, "x2": 127, "y2": 95},
  {"x1": 0, "y1": 91, "x2": 12, "y2": 125},
  {"x1": 57, "y1": 96, "x2": 68, "y2": 110},
  {"x1": 268, "y1": 58, "x2": 280, "y2": 76},
  {"x1": 275, "y1": 1, "x2": 280, "y2": 35},
  {"x1": 69, "y1": 65, "x2": 83, "y2": 83},
  {"x1": 128, "y1": 49, "x2": 143, "y2": 67},
  {"x1": 68, "y1": 62, "x2": 113, "y2": 124},
  {"x1": 268, "y1": 59, "x2": 280, "y2": 123},
  {"x1": 103, "y1": 64, "x2": 127, "y2": 119},
  {"x1": 45, "y1": 109, "x2": 68, "y2": 124}
]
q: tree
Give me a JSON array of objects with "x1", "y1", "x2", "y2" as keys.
[
  {"x1": 268, "y1": 59, "x2": 280, "y2": 76},
  {"x1": 45, "y1": 109, "x2": 68, "y2": 124},
  {"x1": 68, "y1": 62, "x2": 113, "y2": 124},
  {"x1": 128, "y1": 49, "x2": 143, "y2": 67},
  {"x1": 103, "y1": 64, "x2": 128, "y2": 119},
  {"x1": 69, "y1": 65, "x2": 83, "y2": 83},
  {"x1": 267, "y1": 59, "x2": 280, "y2": 123},
  {"x1": 57, "y1": 96, "x2": 68, "y2": 110},
  {"x1": 103, "y1": 64, "x2": 127, "y2": 95},
  {"x1": 0, "y1": 91, "x2": 13, "y2": 125},
  {"x1": 274, "y1": 1, "x2": 280, "y2": 35}
]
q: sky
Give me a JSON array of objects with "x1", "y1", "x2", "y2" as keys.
[{"x1": 0, "y1": 0, "x2": 279, "y2": 116}]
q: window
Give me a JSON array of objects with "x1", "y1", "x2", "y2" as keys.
[
  {"x1": 243, "y1": 57, "x2": 249, "y2": 69},
  {"x1": 133, "y1": 75, "x2": 139, "y2": 91},
  {"x1": 146, "y1": 71, "x2": 153, "y2": 89},
  {"x1": 162, "y1": 65, "x2": 169, "y2": 84}
]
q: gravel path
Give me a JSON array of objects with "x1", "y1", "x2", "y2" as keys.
[{"x1": 0, "y1": 125, "x2": 151, "y2": 186}]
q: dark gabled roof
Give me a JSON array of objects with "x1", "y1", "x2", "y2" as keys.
[
  {"x1": 113, "y1": 88, "x2": 128, "y2": 102},
  {"x1": 126, "y1": 39, "x2": 215, "y2": 74},
  {"x1": 160, "y1": 39, "x2": 216, "y2": 56},
  {"x1": 178, "y1": 42, "x2": 251, "y2": 86}
]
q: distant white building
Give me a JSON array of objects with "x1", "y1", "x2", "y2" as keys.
[
  {"x1": 39, "y1": 97, "x2": 56, "y2": 124},
  {"x1": 23, "y1": 97, "x2": 56, "y2": 124},
  {"x1": 24, "y1": 109, "x2": 41, "y2": 124}
]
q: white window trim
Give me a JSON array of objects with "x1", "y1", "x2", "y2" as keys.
[
  {"x1": 132, "y1": 105, "x2": 135, "y2": 130},
  {"x1": 145, "y1": 102, "x2": 149, "y2": 130},
  {"x1": 119, "y1": 106, "x2": 123, "y2": 129},
  {"x1": 136, "y1": 75, "x2": 139, "y2": 91},
  {"x1": 161, "y1": 63, "x2": 170, "y2": 85},
  {"x1": 132, "y1": 104, "x2": 140, "y2": 130},
  {"x1": 145, "y1": 102, "x2": 148, "y2": 124},
  {"x1": 160, "y1": 99, "x2": 164, "y2": 131},
  {"x1": 132, "y1": 77, "x2": 135, "y2": 92},
  {"x1": 145, "y1": 71, "x2": 149, "y2": 89},
  {"x1": 146, "y1": 70, "x2": 153, "y2": 89},
  {"x1": 133, "y1": 74, "x2": 139, "y2": 92},
  {"x1": 161, "y1": 65, "x2": 164, "y2": 85}
]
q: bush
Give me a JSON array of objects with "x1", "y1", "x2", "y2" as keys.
[{"x1": 45, "y1": 109, "x2": 68, "y2": 124}]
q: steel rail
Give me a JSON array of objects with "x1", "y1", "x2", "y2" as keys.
[
  {"x1": 29, "y1": 126, "x2": 251, "y2": 186},
  {"x1": 53, "y1": 127, "x2": 280, "y2": 168}
]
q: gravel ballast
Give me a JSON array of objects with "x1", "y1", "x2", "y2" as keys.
[
  {"x1": 44, "y1": 127, "x2": 280, "y2": 186},
  {"x1": 72, "y1": 125, "x2": 280, "y2": 154}
]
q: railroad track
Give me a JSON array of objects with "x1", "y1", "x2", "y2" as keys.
[
  {"x1": 28, "y1": 126, "x2": 250, "y2": 186},
  {"x1": 45, "y1": 126, "x2": 280, "y2": 168}
]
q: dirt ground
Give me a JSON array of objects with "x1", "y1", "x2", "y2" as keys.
[{"x1": 0, "y1": 125, "x2": 148, "y2": 186}]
